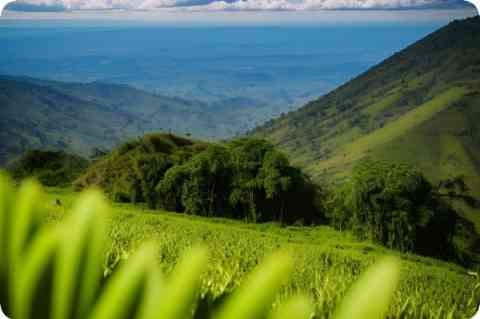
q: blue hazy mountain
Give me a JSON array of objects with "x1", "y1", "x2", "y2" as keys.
[{"x1": 0, "y1": 22, "x2": 449, "y2": 117}]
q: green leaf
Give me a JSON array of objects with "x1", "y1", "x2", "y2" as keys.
[
  {"x1": 0, "y1": 172, "x2": 14, "y2": 314},
  {"x1": 9, "y1": 179, "x2": 46, "y2": 312},
  {"x1": 53, "y1": 190, "x2": 109, "y2": 319},
  {"x1": 333, "y1": 257, "x2": 401, "y2": 319},
  {"x1": 90, "y1": 244, "x2": 157, "y2": 319},
  {"x1": 214, "y1": 252, "x2": 293, "y2": 319},
  {"x1": 269, "y1": 295, "x2": 314, "y2": 319},
  {"x1": 156, "y1": 246, "x2": 208, "y2": 319},
  {"x1": 12, "y1": 226, "x2": 60, "y2": 319},
  {"x1": 135, "y1": 267, "x2": 164, "y2": 319}
]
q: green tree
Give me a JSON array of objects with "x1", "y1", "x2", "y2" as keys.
[{"x1": 329, "y1": 159, "x2": 456, "y2": 256}]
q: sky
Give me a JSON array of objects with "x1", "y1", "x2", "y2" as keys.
[
  {"x1": 0, "y1": 0, "x2": 477, "y2": 25},
  {"x1": 1, "y1": 0, "x2": 477, "y2": 11}
]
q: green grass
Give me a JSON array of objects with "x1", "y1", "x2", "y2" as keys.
[
  {"x1": 311, "y1": 87, "x2": 466, "y2": 174},
  {"x1": 43, "y1": 187, "x2": 479, "y2": 318},
  {"x1": 363, "y1": 90, "x2": 402, "y2": 116}
]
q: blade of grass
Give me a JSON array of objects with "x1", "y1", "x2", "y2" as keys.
[
  {"x1": 53, "y1": 190, "x2": 109, "y2": 319},
  {"x1": 0, "y1": 173, "x2": 13, "y2": 315},
  {"x1": 9, "y1": 180, "x2": 45, "y2": 313},
  {"x1": 90, "y1": 244, "x2": 157, "y2": 319},
  {"x1": 214, "y1": 252, "x2": 293, "y2": 319},
  {"x1": 269, "y1": 295, "x2": 314, "y2": 319},
  {"x1": 156, "y1": 246, "x2": 208, "y2": 319},
  {"x1": 333, "y1": 257, "x2": 401, "y2": 319},
  {"x1": 13, "y1": 226, "x2": 60, "y2": 319}
]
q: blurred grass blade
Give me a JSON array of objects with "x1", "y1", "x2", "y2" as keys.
[
  {"x1": 269, "y1": 295, "x2": 314, "y2": 319},
  {"x1": 13, "y1": 226, "x2": 60, "y2": 319},
  {"x1": 53, "y1": 190, "x2": 109, "y2": 319},
  {"x1": 333, "y1": 257, "x2": 400, "y2": 319},
  {"x1": 90, "y1": 244, "x2": 157, "y2": 319},
  {"x1": 215, "y1": 252, "x2": 293, "y2": 319},
  {"x1": 0, "y1": 173, "x2": 13, "y2": 315},
  {"x1": 135, "y1": 267, "x2": 163, "y2": 319},
  {"x1": 8, "y1": 180, "x2": 46, "y2": 312},
  {"x1": 156, "y1": 246, "x2": 208, "y2": 319}
]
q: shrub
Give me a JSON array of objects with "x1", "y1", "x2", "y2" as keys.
[{"x1": 7, "y1": 150, "x2": 89, "y2": 187}]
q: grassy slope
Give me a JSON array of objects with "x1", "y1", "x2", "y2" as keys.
[
  {"x1": 44, "y1": 187, "x2": 478, "y2": 318},
  {"x1": 253, "y1": 17, "x2": 480, "y2": 182},
  {"x1": 310, "y1": 87, "x2": 468, "y2": 176},
  {"x1": 252, "y1": 17, "x2": 480, "y2": 228}
]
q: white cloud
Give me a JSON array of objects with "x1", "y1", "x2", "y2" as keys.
[
  {"x1": 189, "y1": 0, "x2": 439, "y2": 11},
  {"x1": 7, "y1": 0, "x2": 469, "y2": 11}
]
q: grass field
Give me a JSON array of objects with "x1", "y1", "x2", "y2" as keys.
[{"x1": 43, "y1": 187, "x2": 479, "y2": 318}]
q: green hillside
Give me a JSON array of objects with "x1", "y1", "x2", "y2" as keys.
[
  {"x1": 0, "y1": 76, "x2": 273, "y2": 165},
  {"x1": 252, "y1": 17, "x2": 480, "y2": 195}
]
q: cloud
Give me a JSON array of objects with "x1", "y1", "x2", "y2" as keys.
[{"x1": 3, "y1": 0, "x2": 470, "y2": 11}]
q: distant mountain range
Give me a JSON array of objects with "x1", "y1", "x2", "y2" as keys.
[
  {"x1": 253, "y1": 16, "x2": 480, "y2": 201},
  {"x1": 0, "y1": 75, "x2": 268, "y2": 164}
]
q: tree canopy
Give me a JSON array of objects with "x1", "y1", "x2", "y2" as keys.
[
  {"x1": 327, "y1": 159, "x2": 457, "y2": 257},
  {"x1": 76, "y1": 135, "x2": 322, "y2": 224}
]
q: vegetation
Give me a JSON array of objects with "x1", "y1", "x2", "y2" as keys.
[
  {"x1": 74, "y1": 133, "x2": 209, "y2": 203},
  {"x1": 158, "y1": 139, "x2": 320, "y2": 223},
  {"x1": 74, "y1": 133, "x2": 478, "y2": 263},
  {"x1": 76, "y1": 135, "x2": 321, "y2": 224},
  {"x1": 3, "y1": 16, "x2": 480, "y2": 318},
  {"x1": 7, "y1": 150, "x2": 89, "y2": 186},
  {"x1": 1, "y1": 174, "x2": 407, "y2": 319},
  {"x1": 326, "y1": 159, "x2": 459, "y2": 257},
  {"x1": 252, "y1": 16, "x2": 480, "y2": 203},
  {"x1": 0, "y1": 74, "x2": 293, "y2": 165},
  {"x1": 37, "y1": 183, "x2": 479, "y2": 318},
  {"x1": 252, "y1": 16, "x2": 480, "y2": 263}
]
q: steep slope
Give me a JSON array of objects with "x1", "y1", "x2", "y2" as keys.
[{"x1": 253, "y1": 16, "x2": 480, "y2": 193}]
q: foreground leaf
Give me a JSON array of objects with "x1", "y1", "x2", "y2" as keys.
[
  {"x1": 333, "y1": 257, "x2": 401, "y2": 319},
  {"x1": 215, "y1": 252, "x2": 293, "y2": 319},
  {"x1": 90, "y1": 244, "x2": 157, "y2": 319},
  {"x1": 156, "y1": 246, "x2": 208, "y2": 319},
  {"x1": 53, "y1": 190, "x2": 109, "y2": 319}
]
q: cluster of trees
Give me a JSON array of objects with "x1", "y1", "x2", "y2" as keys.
[
  {"x1": 326, "y1": 159, "x2": 473, "y2": 259},
  {"x1": 134, "y1": 139, "x2": 321, "y2": 224}
]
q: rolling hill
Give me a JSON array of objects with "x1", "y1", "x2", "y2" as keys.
[
  {"x1": 252, "y1": 16, "x2": 480, "y2": 192},
  {"x1": 0, "y1": 75, "x2": 267, "y2": 165}
]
